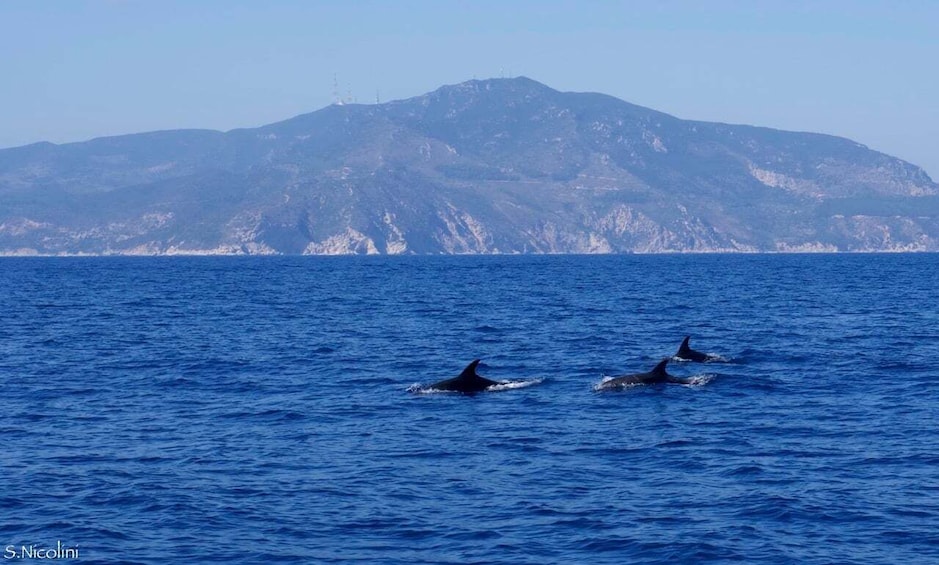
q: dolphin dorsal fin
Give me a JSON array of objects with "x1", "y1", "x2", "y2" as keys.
[
  {"x1": 678, "y1": 336, "x2": 692, "y2": 354},
  {"x1": 651, "y1": 358, "x2": 669, "y2": 375},
  {"x1": 458, "y1": 359, "x2": 481, "y2": 379}
]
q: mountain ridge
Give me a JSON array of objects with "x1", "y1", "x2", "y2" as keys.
[{"x1": 1, "y1": 76, "x2": 937, "y2": 255}]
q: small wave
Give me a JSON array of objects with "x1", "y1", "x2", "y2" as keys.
[
  {"x1": 682, "y1": 373, "x2": 717, "y2": 386},
  {"x1": 728, "y1": 464, "x2": 764, "y2": 476},
  {"x1": 593, "y1": 376, "x2": 642, "y2": 391},
  {"x1": 408, "y1": 384, "x2": 465, "y2": 395},
  {"x1": 487, "y1": 378, "x2": 544, "y2": 391},
  {"x1": 705, "y1": 354, "x2": 732, "y2": 363},
  {"x1": 155, "y1": 376, "x2": 198, "y2": 388},
  {"x1": 671, "y1": 354, "x2": 732, "y2": 363}
]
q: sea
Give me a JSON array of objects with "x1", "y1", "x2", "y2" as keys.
[{"x1": 0, "y1": 254, "x2": 937, "y2": 564}]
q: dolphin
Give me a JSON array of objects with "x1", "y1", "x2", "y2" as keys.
[
  {"x1": 596, "y1": 358, "x2": 692, "y2": 390},
  {"x1": 675, "y1": 336, "x2": 714, "y2": 362},
  {"x1": 427, "y1": 359, "x2": 501, "y2": 394}
]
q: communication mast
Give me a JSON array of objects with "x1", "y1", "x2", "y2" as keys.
[
  {"x1": 331, "y1": 74, "x2": 356, "y2": 105},
  {"x1": 332, "y1": 74, "x2": 342, "y2": 105}
]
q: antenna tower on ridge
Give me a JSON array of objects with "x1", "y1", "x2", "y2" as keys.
[{"x1": 332, "y1": 74, "x2": 342, "y2": 105}]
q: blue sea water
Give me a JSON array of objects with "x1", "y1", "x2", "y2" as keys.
[{"x1": 1, "y1": 254, "x2": 937, "y2": 564}]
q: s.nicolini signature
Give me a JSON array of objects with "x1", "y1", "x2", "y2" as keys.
[{"x1": 4, "y1": 542, "x2": 79, "y2": 560}]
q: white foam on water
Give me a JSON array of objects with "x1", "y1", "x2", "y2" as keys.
[
  {"x1": 593, "y1": 376, "x2": 643, "y2": 391},
  {"x1": 705, "y1": 354, "x2": 731, "y2": 363},
  {"x1": 487, "y1": 378, "x2": 544, "y2": 391},
  {"x1": 407, "y1": 383, "x2": 457, "y2": 394},
  {"x1": 681, "y1": 373, "x2": 717, "y2": 387}
]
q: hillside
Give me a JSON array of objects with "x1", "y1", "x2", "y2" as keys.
[{"x1": 2, "y1": 77, "x2": 937, "y2": 255}]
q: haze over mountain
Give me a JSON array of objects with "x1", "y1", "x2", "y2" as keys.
[{"x1": 2, "y1": 77, "x2": 937, "y2": 255}]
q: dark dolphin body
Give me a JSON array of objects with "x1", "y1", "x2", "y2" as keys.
[
  {"x1": 428, "y1": 359, "x2": 500, "y2": 394},
  {"x1": 675, "y1": 336, "x2": 714, "y2": 362},
  {"x1": 596, "y1": 358, "x2": 692, "y2": 390}
]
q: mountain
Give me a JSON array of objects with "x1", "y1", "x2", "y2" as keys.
[{"x1": 2, "y1": 76, "x2": 938, "y2": 255}]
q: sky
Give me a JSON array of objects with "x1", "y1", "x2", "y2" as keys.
[{"x1": 1, "y1": 0, "x2": 937, "y2": 178}]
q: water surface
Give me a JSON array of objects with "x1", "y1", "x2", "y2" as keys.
[{"x1": 1, "y1": 254, "x2": 937, "y2": 563}]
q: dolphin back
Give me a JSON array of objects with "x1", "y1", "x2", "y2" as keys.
[
  {"x1": 428, "y1": 359, "x2": 498, "y2": 393},
  {"x1": 676, "y1": 336, "x2": 710, "y2": 362}
]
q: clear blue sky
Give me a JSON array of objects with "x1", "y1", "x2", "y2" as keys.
[{"x1": 2, "y1": 0, "x2": 937, "y2": 178}]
